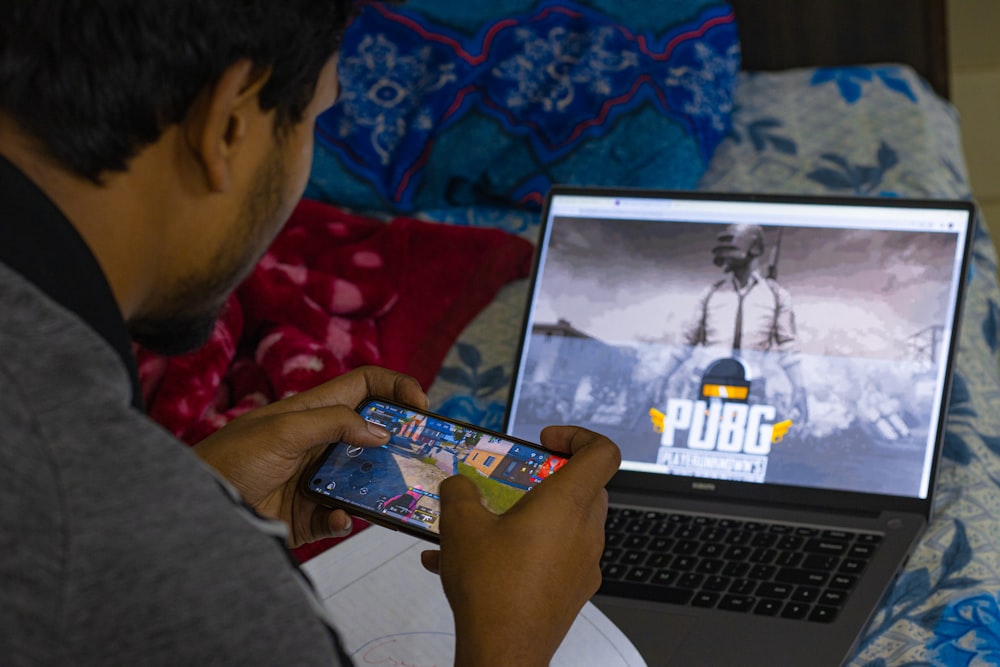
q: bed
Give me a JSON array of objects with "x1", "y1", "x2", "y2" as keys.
[{"x1": 138, "y1": 1, "x2": 1000, "y2": 663}]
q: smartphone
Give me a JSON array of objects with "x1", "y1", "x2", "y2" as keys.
[{"x1": 302, "y1": 397, "x2": 568, "y2": 543}]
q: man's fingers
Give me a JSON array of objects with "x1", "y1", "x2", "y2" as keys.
[
  {"x1": 359, "y1": 367, "x2": 429, "y2": 409},
  {"x1": 539, "y1": 425, "x2": 622, "y2": 489},
  {"x1": 296, "y1": 506, "x2": 353, "y2": 547},
  {"x1": 420, "y1": 550, "x2": 441, "y2": 574},
  {"x1": 278, "y1": 366, "x2": 428, "y2": 414},
  {"x1": 264, "y1": 404, "x2": 391, "y2": 460},
  {"x1": 438, "y1": 475, "x2": 493, "y2": 537}
]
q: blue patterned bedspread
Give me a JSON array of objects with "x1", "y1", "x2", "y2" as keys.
[
  {"x1": 307, "y1": 0, "x2": 739, "y2": 212},
  {"x1": 420, "y1": 65, "x2": 1000, "y2": 665}
]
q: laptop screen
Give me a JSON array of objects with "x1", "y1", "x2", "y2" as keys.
[{"x1": 505, "y1": 189, "x2": 974, "y2": 502}]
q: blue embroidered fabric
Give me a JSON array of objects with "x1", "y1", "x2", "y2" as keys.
[{"x1": 306, "y1": 0, "x2": 739, "y2": 212}]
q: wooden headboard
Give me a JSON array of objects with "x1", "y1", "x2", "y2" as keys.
[{"x1": 727, "y1": 0, "x2": 950, "y2": 99}]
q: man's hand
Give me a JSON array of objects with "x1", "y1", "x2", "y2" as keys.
[
  {"x1": 192, "y1": 366, "x2": 427, "y2": 547},
  {"x1": 421, "y1": 426, "x2": 621, "y2": 667}
]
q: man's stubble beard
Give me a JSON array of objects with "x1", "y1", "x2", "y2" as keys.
[{"x1": 128, "y1": 147, "x2": 288, "y2": 357}]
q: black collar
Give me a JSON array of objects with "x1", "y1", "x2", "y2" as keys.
[{"x1": 0, "y1": 153, "x2": 143, "y2": 410}]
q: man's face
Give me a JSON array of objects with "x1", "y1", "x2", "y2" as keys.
[
  {"x1": 128, "y1": 141, "x2": 290, "y2": 354},
  {"x1": 129, "y1": 57, "x2": 340, "y2": 355}
]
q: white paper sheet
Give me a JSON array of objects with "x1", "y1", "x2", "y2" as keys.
[{"x1": 303, "y1": 528, "x2": 646, "y2": 666}]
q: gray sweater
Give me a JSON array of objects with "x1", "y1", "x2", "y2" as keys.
[{"x1": 0, "y1": 260, "x2": 347, "y2": 664}]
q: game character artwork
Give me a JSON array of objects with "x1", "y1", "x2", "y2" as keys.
[
  {"x1": 309, "y1": 401, "x2": 566, "y2": 534},
  {"x1": 509, "y1": 216, "x2": 960, "y2": 498}
]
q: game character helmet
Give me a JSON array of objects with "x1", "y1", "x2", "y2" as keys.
[
  {"x1": 700, "y1": 357, "x2": 752, "y2": 403},
  {"x1": 713, "y1": 223, "x2": 765, "y2": 266}
]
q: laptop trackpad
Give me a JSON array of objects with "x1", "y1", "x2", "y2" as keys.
[{"x1": 593, "y1": 597, "x2": 696, "y2": 665}]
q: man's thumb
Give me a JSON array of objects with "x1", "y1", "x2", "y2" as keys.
[{"x1": 438, "y1": 474, "x2": 490, "y2": 521}]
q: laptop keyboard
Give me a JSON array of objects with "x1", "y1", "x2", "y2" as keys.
[{"x1": 599, "y1": 507, "x2": 883, "y2": 623}]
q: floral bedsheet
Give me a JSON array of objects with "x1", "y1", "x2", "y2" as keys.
[{"x1": 422, "y1": 65, "x2": 1000, "y2": 665}]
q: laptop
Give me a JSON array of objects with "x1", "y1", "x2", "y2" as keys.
[{"x1": 503, "y1": 187, "x2": 975, "y2": 666}]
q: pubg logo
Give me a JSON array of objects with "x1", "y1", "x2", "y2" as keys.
[{"x1": 649, "y1": 358, "x2": 792, "y2": 482}]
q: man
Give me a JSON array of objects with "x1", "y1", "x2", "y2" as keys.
[
  {"x1": 652, "y1": 223, "x2": 808, "y2": 422},
  {"x1": 689, "y1": 223, "x2": 795, "y2": 353},
  {"x1": 0, "y1": 2, "x2": 621, "y2": 665}
]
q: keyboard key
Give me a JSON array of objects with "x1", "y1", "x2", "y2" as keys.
[
  {"x1": 701, "y1": 527, "x2": 728, "y2": 542},
  {"x1": 602, "y1": 563, "x2": 627, "y2": 580},
  {"x1": 649, "y1": 537, "x2": 674, "y2": 552},
  {"x1": 722, "y1": 561, "x2": 750, "y2": 578},
  {"x1": 775, "y1": 568, "x2": 829, "y2": 586},
  {"x1": 647, "y1": 553, "x2": 672, "y2": 569},
  {"x1": 726, "y1": 530, "x2": 752, "y2": 546},
  {"x1": 804, "y1": 539, "x2": 848, "y2": 556},
  {"x1": 809, "y1": 606, "x2": 839, "y2": 623},
  {"x1": 625, "y1": 566, "x2": 653, "y2": 583},
  {"x1": 605, "y1": 532, "x2": 625, "y2": 547},
  {"x1": 623, "y1": 535, "x2": 649, "y2": 550},
  {"x1": 750, "y1": 548, "x2": 777, "y2": 564},
  {"x1": 692, "y1": 592, "x2": 719, "y2": 608},
  {"x1": 600, "y1": 581, "x2": 692, "y2": 605},
  {"x1": 675, "y1": 526, "x2": 703, "y2": 540},
  {"x1": 698, "y1": 542, "x2": 726, "y2": 558},
  {"x1": 747, "y1": 565, "x2": 776, "y2": 580},
  {"x1": 781, "y1": 602, "x2": 811, "y2": 619},
  {"x1": 650, "y1": 521, "x2": 675, "y2": 537},
  {"x1": 829, "y1": 574, "x2": 858, "y2": 590},
  {"x1": 856, "y1": 533, "x2": 883, "y2": 545},
  {"x1": 625, "y1": 519, "x2": 652, "y2": 534},
  {"x1": 672, "y1": 556, "x2": 698, "y2": 571},
  {"x1": 696, "y1": 559, "x2": 725, "y2": 575},
  {"x1": 718, "y1": 595, "x2": 755, "y2": 612},
  {"x1": 730, "y1": 579, "x2": 757, "y2": 595},
  {"x1": 753, "y1": 599, "x2": 782, "y2": 616},
  {"x1": 849, "y1": 544, "x2": 876, "y2": 558},
  {"x1": 652, "y1": 570, "x2": 678, "y2": 587},
  {"x1": 756, "y1": 582, "x2": 793, "y2": 599},
  {"x1": 751, "y1": 533, "x2": 778, "y2": 548},
  {"x1": 822, "y1": 529, "x2": 855, "y2": 541},
  {"x1": 776, "y1": 535, "x2": 804, "y2": 550},
  {"x1": 673, "y1": 540, "x2": 700, "y2": 555},
  {"x1": 840, "y1": 558, "x2": 867, "y2": 574},
  {"x1": 819, "y1": 590, "x2": 847, "y2": 606},
  {"x1": 677, "y1": 573, "x2": 705, "y2": 589},
  {"x1": 724, "y1": 545, "x2": 751, "y2": 561},
  {"x1": 791, "y1": 586, "x2": 820, "y2": 603},
  {"x1": 801, "y1": 554, "x2": 840, "y2": 571},
  {"x1": 775, "y1": 551, "x2": 803, "y2": 567},
  {"x1": 622, "y1": 550, "x2": 645, "y2": 565},
  {"x1": 703, "y1": 575, "x2": 731, "y2": 592}
]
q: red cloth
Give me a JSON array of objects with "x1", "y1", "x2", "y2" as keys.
[{"x1": 136, "y1": 199, "x2": 533, "y2": 559}]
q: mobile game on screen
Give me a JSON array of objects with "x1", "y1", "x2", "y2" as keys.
[
  {"x1": 308, "y1": 400, "x2": 567, "y2": 536},
  {"x1": 508, "y1": 203, "x2": 967, "y2": 500}
]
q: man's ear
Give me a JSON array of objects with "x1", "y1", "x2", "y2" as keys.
[{"x1": 184, "y1": 59, "x2": 271, "y2": 193}]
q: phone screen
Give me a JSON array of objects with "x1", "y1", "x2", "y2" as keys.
[{"x1": 305, "y1": 398, "x2": 568, "y2": 540}]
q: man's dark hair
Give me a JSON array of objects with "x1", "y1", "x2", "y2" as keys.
[{"x1": 0, "y1": 0, "x2": 354, "y2": 183}]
